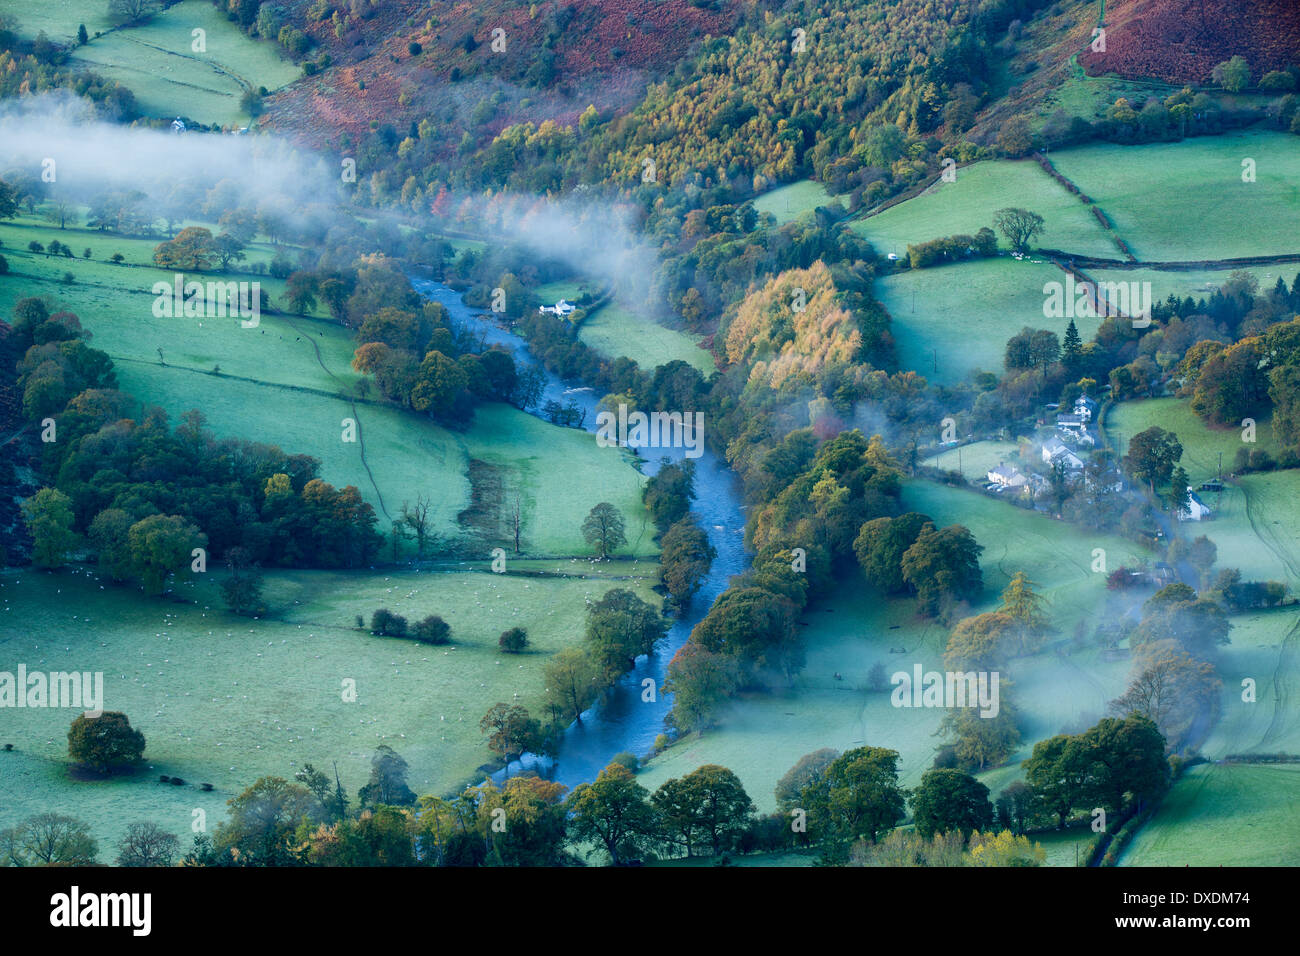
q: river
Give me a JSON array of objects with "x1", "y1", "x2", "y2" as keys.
[{"x1": 410, "y1": 278, "x2": 750, "y2": 789}]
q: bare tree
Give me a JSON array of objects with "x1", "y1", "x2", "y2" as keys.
[
  {"x1": 108, "y1": 0, "x2": 158, "y2": 25},
  {"x1": 116, "y1": 821, "x2": 180, "y2": 867},
  {"x1": 400, "y1": 495, "x2": 436, "y2": 559},
  {"x1": 508, "y1": 489, "x2": 523, "y2": 554}
]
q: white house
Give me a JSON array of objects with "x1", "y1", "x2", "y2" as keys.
[
  {"x1": 1073, "y1": 396, "x2": 1098, "y2": 422},
  {"x1": 1056, "y1": 412, "x2": 1087, "y2": 434},
  {"x1": 988, "y1": 464, "x2": 1028, "y2": 490},
  {"x1": 1042, "y1": 436, "x2": 1083, "y2": 470},
  {"x1": 539, "y1": 299, "x2": 576, "y2": 317},
  {"x1": 171, "y1": 117, "x2": 186, "y2": 134},
  {"x1": 1177, "y1": 491, "x2": 1213, "y2": 521}
]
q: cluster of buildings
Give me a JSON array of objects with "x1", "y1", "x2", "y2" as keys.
[{"x1": 982, "y1": 394, "x2": 1211, "y2": 520}]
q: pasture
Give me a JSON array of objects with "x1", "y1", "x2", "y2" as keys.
[
  {"x1": 1119, "y1": 763, "x2": 1300, "y2": 866},
  {"x1": 753, "y1": 180, "x2": 838, "y2": 225},
  {"x1": 0, "y1": 560, "x2": 660, "y2": 851},
  {"x1": 68, "y1": 1, "x2": 296, "y2": 126},
  {"x1": 1089, "y1": 265, "x2": 1290, "y2": 308},
  {"x1": 873, "y1": 258, "x2": 1101, "y2": 387},
  {"x1": 1104, "y1": 398, "x2": 1280, "y2": 487},
  {"x1": 850, "y1": 158, "x2": 1118, "y2": 258},
  {"x1": 923, "y1": 440, "x2": 1025, "y2": 481},
  {"x1": 578, "y1": 302, "x2": 715, "y2": 375},
  {"x1": 1047, "y1": 131, "x2": 1300, "y2": 262}
]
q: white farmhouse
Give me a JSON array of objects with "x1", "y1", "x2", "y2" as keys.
[
  {"x1": 1042, "y1": 436, "x2": 1084, "y2": 471},
  {"x1": 1177, "y1": 491, "x2": 1213, "y2": 521},
  {"x1": 539, "y1": 299, "x2": 576, "y2": 317},
  {"x1": 987, "y1": 463, "x2": 1028, "y2": 490}
]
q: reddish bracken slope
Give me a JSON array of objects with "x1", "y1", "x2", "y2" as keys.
[{"x1": 1079, "y1": 0, "x2": 1300, "y2": 84}]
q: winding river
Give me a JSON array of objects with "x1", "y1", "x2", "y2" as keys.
[{"x1": 410, "y1": 278, "x2": 750, "y2": 789}]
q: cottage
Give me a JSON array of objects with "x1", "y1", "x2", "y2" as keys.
[
  {"x1": 539, "y1": 299, "x2": 576, "y2": 317},
  {"x1": 171, "y1": 117, "x2": 186, "y2": 134},
  {"x1": 1073, "y1": 396, "x2": 1098, "y2": 422},
  {"x1": 1041, "y1": 436, "x2": 1083, "y2": 470},
  {"x1": 987, "y1": 464, "x2": 1028, "y2": 490},
  {"x1": 1177, "y1": 491, "x2": 1213, "y2": 521}
]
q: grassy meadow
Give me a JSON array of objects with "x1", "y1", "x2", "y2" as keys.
[
  {"x1": 578, "y1": 302, "x2": 715, "y2": 375},
  {"x1": 851, "y1": 158, "x2": 1118, "y2": 258},
  {"x1": 753, "y1": 180, "x2": 839, "y2": 225},
  {"x1": 1118, "y1": 763, "x2": 1300, "y2": 866},
  {"x1": 873, "y1": 258, "x2": 1099, "y2": 387},
  {"x1": 923, "y1": 440, "x2": 1025, "y2": 481},
  {"x1": 0, "y1": 560, "x2": 660, "y2": 850},
  {"x1": 0, "y1": 213, "x2": 655, "y2": 557},
  {"x1": 0, "y1": 0, "x2": 300, "y2": 126},
  {"x1": 1047, "y1": 131, "x2": 1300, "y2": 262}
]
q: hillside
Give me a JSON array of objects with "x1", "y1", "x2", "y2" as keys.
[
  {"x1": 1080, "y1": 0, "x2": 1300, "y2": 84},
  {"x1": 261, "y1": 0, "x2": 740, "y2": 151}
]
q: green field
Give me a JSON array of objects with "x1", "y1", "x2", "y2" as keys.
[
  {"x1": 1048, "y1": 131, "x2": 1300, "y2": 262},
  {"x1": 0, "y1": 561, "x2": 660, "y2": 851},
  {"x1": 1, "y1": 218, "x2": 655, "y2": 558},
  {"x1": 1, "y1": 213, "x2": 303, "y2": 277},
  {"x1": 753, "y1": 180, "x2": 838, "y2": 225},
  {"x1": 1090, "y1": 265, "x2": 1291, "y2": 310},
  {"x1": 579, "y1": 302, "x2": 715, "y2": 375},
  {"x1": 84, "y1": 2, "x2": 296, "y2": 126},
  {"x1": 923, "y1": 440, "x2": 1025, "y2": 481},
  {"x1": 639, "y1": 482, "x2": 1147, "y2": 835},
  {"x1": 534, "y1": 279, "x2": 590, "y2": 305},
  {"x1": 874, "y1": 258, "x2": 1100, "y2": 387},
  {"x1": 0, "y1": 0, "x2": 299, "y2": 126},
  {"x1": 1119, "y1": 763, "x2": 1300, "y2": 866},
  {"x1": 851, "y1": 158, "x2": 1118, "y2": 259},
  {"x1": 1105, "y1": 398, "x2": 1280, "y2": 488}
]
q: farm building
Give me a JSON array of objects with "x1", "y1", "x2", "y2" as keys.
[
  {"x1": 987, "y1": 464, "x2": 1029, "y2": 490},
  {"x1": 539, "y1": 299, "x2": 576, "y2": 317}
]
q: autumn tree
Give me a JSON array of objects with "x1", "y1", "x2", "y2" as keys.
[
  {"x1": 658, "y1": 519, "x2": 716, "y2": 602},
  {"x1": 358, "y1": 745, "x2": 417, "y2": 807},
  {"x1": 800, "y1": 746, "x2": 906, "y2": 850},
  {"x1": 585, "y1": 588, "x2": 667, "y2": 680},
  {"x1": 21, "y1": 487, "x2": 79, "y2": 568},
  {"x1": 0, "y1": 813, "x2": 98, "y2": 866},
  {"x1": 1123, "y1": 426, "x2": 1183, "y2": 493},
  {"x1": 153, "y1": 226, "x2": 217, "y2": 271},
  {"x1": 664, "y1": 642, "x2": 740, "y2": 734},
  {"x1": 900, "y1": 523, "x2": 984, "y2": 616},
  {"x1": 543, "y1": 646, "x2": 600, "y2": 725},
  {"x1": 479, "y1": 703, "x2": 541, "y2": 773},
  {"x1": 1109, "y1": 640, "x2": 1221, "y2": 751}
]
